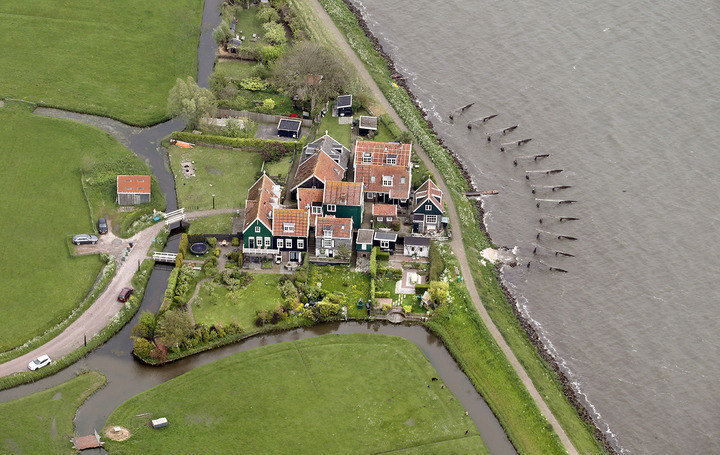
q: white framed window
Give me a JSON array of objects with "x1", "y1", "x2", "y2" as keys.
[
  {"x1": 386, "y1": 156, "x2": 397, "y2": 165},
  {"x1": 285, "y1": 238, "x2": 293, "y2": 248},
  {"x1": 323, "y1": 228, "x2": 333, "y2": 238},
  {"x1": 297, "y1": 239, "x2": 304, "y2": 249},
  {"x1": 255, "y1": 226, "x2": 261, "y2": 233},
  {"x1": 256, "y1": 236, "x2": 262, "y2": 248},
  {"x1": 311, "y1": 206, "x2": 322, "y2": 215},
  {"x1": 283, "y1": 222, "x2": 295, "y2": 233},
  {"x1": 380, "y1": 240, "x2": 389, "y2": 249},
  {"x1": 326, "y1": 204, "x2": 336, "y2": 212},
  {"x1": 366, "y1": 192, "x2": 374, "y2": 199},
  {"x1": 370, "y1": 176, "x2": 376, "y2": 183},
  {"x1": 426, "y1": 215, "x2": 438, "y2": 224},
  {"x1": 304, "y1": 203, "x2": 310, "y2": 210},
  {"x1": 382, "y1": 176, "x2": 393, "y2": 187},
  {"x1": 323, "y1": 239, "x2": 333, "y2": 248},
  {"x1": 386, "y1": 216, "x2": 393, "y2": 221},
  {"x1": 425, "y1": 204, "x2": 432, "y2": 211},
  {"x1": 377, "y1": 216, "x2": 383, "y2": 222},
  {"x1": 263, "y1": 237, "x2": 270, "y2": 247},
  {"x1": 400, "y1": 177, "x2": 406, "y2": 184},
  {"x1": 362, "y1": 153, "x2": 372, "y2": 164}
]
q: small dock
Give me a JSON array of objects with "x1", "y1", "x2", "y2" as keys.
[{"x1": 71, "y1": 431, "x2": 103, "y2": 451}]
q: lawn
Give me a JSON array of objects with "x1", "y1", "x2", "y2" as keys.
[
  {"x1": 193, "y1": 273, "x2": 283, "y2": 329},
  {"x1": 318, "y1": 114, "x2": 352, "y2": 148},
  {"x1": 308, "y1": 265, "x2": 370, "y2": 315},
  {"x1": 0, "y1": 103, "x2": 159, "y2": 352},
  {"x1": 104, "y1": 334, "x2": 486, "y2": 454},
  {"x1": 222, "y1": 88, "x2": 301, "y2": 116},
  {"x1": 213, "y1": 60, "x2": 260, "y2": 81},
  {"x1": 0, "y1": 0, "x2": 203, "y2": 126},
  {"x1": 263, "y1": 155, "x2": 293, "y2": 180},
  {"x1": 187, "y1": 214, "x2": 237, "y2": 235},
  {"x1": 168, "y1": 144, "x2": 264, "y2": 210},
  {"x1": 0, "y1": 372, "x2": 106, "y2": 454},
  {"x1": 226, "y1": 4, "x2": 266, "y2": 41}
]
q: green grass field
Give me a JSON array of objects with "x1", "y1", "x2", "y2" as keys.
[
  {"x1": 318, "y1": 114, "x2": 352, "y2": 147},
  {"x1": 263, "y1": 155, "x2": 293, "y2": 180},
  {"x1": 193, "y1": 273, "x2": 283, "y2": 329},
  {"x1": 213, "y1": 60, "x2": 260, "y2": 81},
  {"x1": 0, "y1": 103, "x2": 160, "y2": 352},
  {"x1": 104, "y1": 334, "x2": 486, "y2": 454},
  {"x1": 168, "y1": 144, "x2": 265, "y2": 210},
  {"x1": 0, "y1": 0, "x2": 202, "y2": 125},
  {"x1": 0, "y1": 372, "x2": 106, "y2": 454},
  {"x1": 187, "y1": 214, "x2": 237, "y2": 235}
]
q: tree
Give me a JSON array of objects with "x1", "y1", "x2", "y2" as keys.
[
  {"x1": 156, "y1": 310, "x2": 194, "y2": 349},
  {"x1": 398, "y1": 130, "x2": 414, "y2": 144},
  {"x1": 133, "y1": 338, "x2": 155, "y2": 358},
  {"x1": 167, "y1": 77, "x2": 217, "y2": 128},
  {"x1": 258, "y1": 6, "x2": 280, "y2": 22},
  {"x1": 259, "y1": 98, "x2": 276, "y2": 113},
  {"x1": 272, "y1": 42, "x2": 350, "y2": 114},
  {"x1": 179, "y1": 233, "x2": 189, "y2": 255},
  {"x1": 428, "y1": 281, "x2": 449, "y2": 308},
  {"x1": 262, "y1": 21, "x2": 287, "y2": 46},
  {"x1": 212, "y1": 21, "x2": 232, "y2": 46},
  {"x1": 336, "y1": 244, "x2": 351, "y2": 262},
  {"x1": 132, "y1": 311, "x2": 158, "y2": 339}
]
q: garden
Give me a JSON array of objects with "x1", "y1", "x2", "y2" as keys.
[
  {"x1": 106, "y1": 334, "x2": 487, "y2": 454},
  {"x1": 0, "y1": 0, "x2": 202, "y2": 125}
]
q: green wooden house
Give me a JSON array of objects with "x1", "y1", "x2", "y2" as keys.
[{"x1": 322, "y1": 181, "x2": 364, "y2": 229}]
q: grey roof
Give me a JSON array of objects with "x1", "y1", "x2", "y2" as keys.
[
  {"x1": 303, "y1": 134, "x2": 350, "y2": 169},
  {"x1": 278, "y1": 118, "x2": 302, "y2": 133},
  {"x1": 358, "y1": 115, "x2": 378, "y2": 130},
  {"x1": 374, "y1": 231, "x2": 398, "y2": 242},
  {"x1": 336, "y1": 95, "x2": 352, "y2": 108},
  {"x1": 229, "y1": 38, "x2": 242, "y2": 48},
  {"x1": 404, "y1": 236, "x2": 430, "y2": 246},
  {"x1": 356, "y1": 228, "x2": 374, "y2": 244}
]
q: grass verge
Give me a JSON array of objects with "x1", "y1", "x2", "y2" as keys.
[
  {"x1": 315, "y1": 1, "x2": 608, "y2": 453},
  {"x1": 0, "y1": 371, "x2": 106, "y2": 454},
  {"x1": 105, "y1": 334, "x2": 487, "y2": 454}
]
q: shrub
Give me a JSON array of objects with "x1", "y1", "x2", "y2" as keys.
[
  {"x1": 263, "y1": 21, "x2": 287, "y2": 45},
  {"x1": 310, "y1": 301, "x2": 340, "y2": 321},
  {"x1": 232, "y1": 237, "x2": 240, "y2": 247},
  {"x1": 214, "y1": 248, "x2": 221, "y2": 257},
  {"x1": 207, "y1": 237, "x2": 218, "y2": 247},
  {"x1": 132, "y1": 312, "x2": 157, "y2": 339},
  {"x1": 258, "y1": 5, "x2": 280, "y2": 22},
  {"x1": 375, "y1": 291, "x2": 391, "y2": 298},
  {"x1": 133, "y1": 338, "x2": 155, "y2": 358},
  {"x1": 376, "y1": 250, "x2": 390, "y2": 261},
  {"x1": 171, "y1": 131, "x2": 296, "y2": 154},
  {"x1": 403, "y1": 305, "x2": 413, "y2": 314},
  {"x1": 428, "y1": 241, "x2": 445, "y2": 281},
  {"x1": 294, "y1": 271, "x2": 307, "y2": 284},
  {"x1": 237, "y1": 251, "x2": 243, "y2": 267},
  {"x1": 370, "y1": 279, "x2": 375, "y2": 303},
  {"x1": 259, "y1": 45, "x2": 284, "y2": 65},
  {"x1": 239, "y1": 77, "x2": 271, "y2": 91},
  {"x1": 179, "y1": 233, "x2": 189, "y2": 255},
  {"x1": 415, "y1": 283, "x2": 430, "y2": 295},
  {"x1": 280, "y1": 280, "x2": 298, "y2": 299},
  {"x1": 369, "y1": 247, "x2": 378, "y2": 278},
  {"x1": 175, "y1": 252, "x2": 184, "y2": 268},
  {"x1": 428, "y1": 281, "x2": 449, "y2": 307},
  {"x1": 254, "y1": 308, "x2": 271, "y2": 327}
]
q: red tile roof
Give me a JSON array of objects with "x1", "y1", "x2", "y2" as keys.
[
  {"x1": 293, "y1": 151, "x2": 344, "y2": 191},
  {"x1": 117, "y1": 175, "x2": 151, "y2": 194},
  {"x1": 354, "y1": 164, "x2": 411, "y2": 200},
  {"x1": 323, "y1": 181, "x2": 363, "y2": 206},
  {"x1": 372, "y1": 203, "x2": 397, "y2": 216},
  {"x1": 298, "y1": 187, "x2": 324, "y2": 227},
  {"x1": 244, "y1": 174, "x2": 280, "y2": 231},
  {"x1": 413, "y1": 179, "x2": 443, "y2": 212},
  {"x1": 354, "y1": 141, "x2": 412, "y2": 168},
  {"x1": 272, "y1": 208, "x2": 309, "y2": 237},
  {"x1": 315, "y1": 216, "x2": 352, "y2": 240}
]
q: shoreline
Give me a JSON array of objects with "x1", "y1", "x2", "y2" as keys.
[{"x1": 336, "y1": 0, "x2": 615, "y2": 452}]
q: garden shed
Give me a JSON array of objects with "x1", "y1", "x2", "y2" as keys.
[
  {"x1": 335, "y1": 95, "x2": 353, "y2": 117},
  {"x1": 116, "y1": 175, "x2": 151, "y2": 206},
  {"x1": 358, "y1": 115, "x2": 378, "y2": 136},
  {"x1": 403, "y1": 236, "x2": 430, "y2": 258},
  {"x1": 277, "y1": 118, "x2": 302, "y2": 138},
  {"x1": 373, "y1": 231, "x2": 398, "y2": 254},
  {"x1": 356, "y1": 228, "x2": 374, "y2": 258}
]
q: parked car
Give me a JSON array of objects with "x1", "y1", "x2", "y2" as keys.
[
  {"x1": 98, "y1": 218, "x2": 108, "y2": 235},
  {"x1": 72, "y1": 234, "x2": 98, "y2": 245},
  {"x1": 118, "y1": 287, "x2": 134, "y2": 302},
  {"x1": 28, "y1": 354, "x2": 51, "y2": 371}
]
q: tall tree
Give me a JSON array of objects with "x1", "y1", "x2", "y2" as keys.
[
  {"x1": 167, "y1": 77, "x2": 217, "y2": 128},
  {"x1": 156, "y1": 310, "x2": 194, "y2": 349},
  {"x1": 272, "y1": 42, "x2": 349, "y2": 114}
]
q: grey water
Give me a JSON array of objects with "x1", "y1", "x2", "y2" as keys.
[{"x1": 349, "y1": 0, "x2": 720, "y2": 453}]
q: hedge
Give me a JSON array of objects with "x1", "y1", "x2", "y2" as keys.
[
  {"x1": 415, "y1": 283, "x2": 430, "y2": 295},
  {"x1": 171, "y1": 131, "x2": 299, "y2": 158},
  {"x1": 376, "y1": 250, "x2": 390, "y2": 261}
]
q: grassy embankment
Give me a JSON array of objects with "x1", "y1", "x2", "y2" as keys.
[
  {"x1": 105, "y1": 334, "x2": 486, "y2": 454},
  {"x1": 0, "y1": 103, "x2": 162, "y2": 354},
  {"x1": 0, "y1": 0, "x2": 202, "y2": 126},
  {"x1": 316, "y1": 0, "x2": 607, "y2": 453},
  {"x1": 0, "y1": 372, "x2": 106, "y2": 454}
]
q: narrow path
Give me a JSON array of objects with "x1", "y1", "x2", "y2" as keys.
[
  {"x1": 0, "y1": 209, "x2": 235, "y2": 378},
  {"x1": 305, "y1": 1, "x2": 577, "y2": 453}
]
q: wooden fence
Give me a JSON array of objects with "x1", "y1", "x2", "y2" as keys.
[{"x1": 217, "y1": 109, "x2": 313, "y2": 127}]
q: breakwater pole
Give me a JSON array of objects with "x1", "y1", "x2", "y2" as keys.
[
  {"x1": 526, "y1": 259, "x2": 569, "y2": 273},
  {"x1": 536, "y1": 229, "x2": 578, "y2": 241},
  {"x1": 525, "y1": 169, "x2": 563, "y2": 179},
  {"x1": 448, "y1": 102, "x2": 475, "y2": 120},
  {"x1": 467, "y1": 114, "x2": 498, "y2": 129},
  {"x1": 532, "y1": 243, "x2": 575, "y2": 257},
  {"x1": 538, "y1": 216, "x2": 580, "y2": 224},
  {"x1": 513, "y1": 154, "x2": 551, "y2": 166},
  {"x1": 531, "y1": 185, "x2": 572, "y2": 194},
  {"x1": 500, "y1": 138, "x2": 532, "y2": 151},
  {"x1": 535, "y1": 198, "x2": 577, "y2": 208},
  {"x1": 486, "y1": 125, "x2": 519, "y2": 142}
]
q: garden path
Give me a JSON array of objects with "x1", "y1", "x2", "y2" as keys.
[
  {"x1": 305, "y1": 1, "x2": 577, "y2": 452},
  {"x1": 0, "y1": 209, "x2": 235, "y2": 378}
]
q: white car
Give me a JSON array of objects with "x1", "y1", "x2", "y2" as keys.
[{"x1": 28, "y1": 354, "x2": 51, "y2": 371}]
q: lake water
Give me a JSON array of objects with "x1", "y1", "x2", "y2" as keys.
[{"x1": 349, "y1": 0, "x2": 720, "y2": 453}]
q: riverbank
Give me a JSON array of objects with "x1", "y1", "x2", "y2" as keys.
[{"x1": 314, "y1": 0, "x2": 613, "y2": 452}]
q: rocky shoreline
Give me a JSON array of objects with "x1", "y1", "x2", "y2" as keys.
[{"x1": 337, "y1": 0, "x2": 616, "y2": 452}]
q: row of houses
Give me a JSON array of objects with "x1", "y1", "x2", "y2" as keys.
[{"x1": 242, "y1": 135, "x2": 445, "y2": 264}]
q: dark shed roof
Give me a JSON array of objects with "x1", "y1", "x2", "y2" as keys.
[
  {"x1": 336, "y1": 95, "x2": 352, "y2": 108},
  {"x1": 404, "y1": 236, "x2": 430, "y2": 247},
  {"x1": 278, "y1": 118, "x2": 302, "y2": 133},
  {"x1": 374, "y1": 231, "x2": 398, "y2": 242}
]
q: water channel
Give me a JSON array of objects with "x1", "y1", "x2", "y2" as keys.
[{"x1": 0, "y1": 0, "x2": 518, "y2": 453}]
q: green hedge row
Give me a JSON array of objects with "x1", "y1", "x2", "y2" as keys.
[{"x1": 171, "y1": 131, "x2": 300, "y2": 151}]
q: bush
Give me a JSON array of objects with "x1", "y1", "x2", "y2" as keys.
[
  {"x1": 132, "y1": 312, "x2": 157, "y2": 339},
  {"x1": 428, "y1": 241, "x2": 445, "y2": 281},
  {"x1": 231, "y1": 237, "x2": 240, "y2": 247},
  {"x1": 175, "y1": 252, "x2": 184, "y2": 268},
  {"x1": 428, "y1": 281, "x2": 449, "y2": 307},
  {"x1": 310, "y1": 301, "x2": 340, "y2": 322},
  {"x1": 171, "y1": 131, "x2": 297, "y2": 155},
  {"x1": 237, "y1": 251, "x2": 243, "y2": 267},
  {"x1": 259, "y1": 45, "x2": 284, "y2": 65},
  {"x1": 263, "y1": 21, "x2": 287, "y2": 45},
  {"x1": 370, "y1": 279, "x2": 375, "y2": 303},
  {"x1": 239, "y1": 77, "x2": 271, "y2": 91},
  {"x1": 133, "y1": 338, "x2": 155, "y2": 358},
  {"x1": 179, "y1": 233, "x2": 189, "y2": 255},
  {"x1": 294, "y1": 271, "x2": 307, "y2": 284},
  {"x1": 258, "y1": 5, "x2": 280, "y2": 22},
  {"x1": 415, "y1": 283, "x2": 430, "y2": 295},
  {"x1": 376, "y1": 250, "x2": 390, "y2": 261},
  {"x1": 375, "y1": 291, "x2": 391, "y2": 298},
  {"x1": 207, "y1": 237, "x2": 218, "y2": 247},
  {"x1": 369, "y1": 247, "x2": 378, "y2": 278},
  {"x1": 280, "y1": 280, "x2": 298, "y2": 299},
  {"x1": 254, "y1": 308, "x2": 271, "y2": 327}
]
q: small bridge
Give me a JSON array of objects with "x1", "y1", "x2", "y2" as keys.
[
  {"x1": 153, "y1": 252, "x2": 178, "y2": 263},
  {"x1": 162, "y1": 208, "x2": 186, "y2": 226}
]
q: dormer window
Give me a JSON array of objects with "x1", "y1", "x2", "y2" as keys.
[
  {"x1": 327, "y1": 204, "x2": 336, "y2": 212},
  {"x1": 311, "y1": 206, "x2": 322, "y2": 215},
  {"x1": 283, "y1": 222, "x2": 295, "y2": 233},
  {"x1": 400, "y1": 177, "x2": 406, "y2": 184},
  {"x1": 370, "y1": 176, "x2": 376, "y2": 183},
  {"x1": 425, "y1": 204, "x2": 432, "y2": 211},
  {"x1": 323, "y1": 228, "x2": 332, "y2": 238},
  {"x1": 386, "y1": 155, "x2": 397, "y2": 165},
  {"x1": 362, "y1": 153, "x2": 372, "y2": 164},
  {"x1": 382, "y1": 176, "x2": 393, "y2": 187}
]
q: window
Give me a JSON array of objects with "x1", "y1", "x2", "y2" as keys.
[
  {"x1": 256, "y1": 237, "x2": 262, "y2": 248},
  {"x1": 400, "y1": 177, "x2": 406, "y2": 184},
  {"x1": 362, "y1": 153, "x2": 372, "y2": 164},
  {"x1": 323, "y1": 239, "x2": 333, "y2": 248},
  {"x1": 255, "y1": 226, "x2": 261, "y2": 233},
  {"x1": 425, "y1": 204, "x2": 432, "y2": 211},
  {"x1": 326, "y1": 204, "x2": 336, "y2": 213},
  {"x1": 311, "y1": 206, "x2": 322, "y2": 215},
  {"x1": 285, "y1": 238, "x2": 293, "y2": 249},
  {"x1": 382, "y1": 176, "x2": 393, "y2": 187},
  {"x1": 377, "y1": 217, "x2": 383, "y2": 222},
  {"x1": 304, "y1": 203, "x2": 310, "y2": 210},
  {"x1": 323, "y1": 228, "x2": 333, "y2": 238},
  {"x1": 249, "y1": 237, "x2": 255, "y2": 248},
  {"x1": 366, "y1": 192, "x2": 374, "y2": 199},
  {"x1": 264, "y1": 237, "x2": 271, "y2": 247},
  {"x1": 426, "y1": 215, "x2": 438, "y2": 224},
  {"x1": 380, "y1": 240, "x2": 389, "y2": 249},
  {"x1": 297, "y1": 239, "x2": 304, "y2": 249},
  {"x1": 386, "y1": 156, "x2": 397, "y2": 165},
  {"x1": 283, "y1": 222, "x2": 295, "y2": 233}
]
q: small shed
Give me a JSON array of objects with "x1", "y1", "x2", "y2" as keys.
[
  {"x1": 372, "y1": 203, "x2": 397, "y2": 224},
  {"x1": 373, "y1": 231, "x2": 398, "y2": 253},
  {"x1": 227, "y1": 37, "x2": 243, "y2": 53},
  {"x1": 358, "y1": 115, "x2": 378, "y2": 136},
  {"x1": 117, "y1": 175, "x2": 151, "y2": 206},
  {"x1": 403, "y1": 236, "x2": 430, "y2": 258},
  {"x1": 152, "y1": 417, "x2": 169, "y2": 429},
  {"x1": 356, "y1": 228, "x2": 374, "y2": 258},
  {"x1": 277, "y1": 118, "x2": 302, "y2": 138},
  {"x1": 335, "y1": 95, "x2": 353, "y2": 117}
]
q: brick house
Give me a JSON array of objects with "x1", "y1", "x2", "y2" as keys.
[
  {"x1": 272, "y1": 208, "x2": 310, "y2": 263},
  {"x1": 116, "y1": 175, "x2": 151, "y2": 205},
  {"x1": 291, "y1": 150, "x2": 345, "y2": 198},
  {"x1": 353, "y1": 141, "x2": 412, "y2": 205},
  {"x1": 371, "y1": 203, "x2": 397, "y2": 225}
]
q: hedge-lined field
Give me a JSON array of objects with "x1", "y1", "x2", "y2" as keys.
[
  {"x1": 105, "y1": 334, "x2": 487, "y2": 454},
  {"x1": 0, "y1": 0, "x2": 202, "y2": 125}
]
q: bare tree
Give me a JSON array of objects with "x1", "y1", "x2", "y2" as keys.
[{"x1": 272, "y1": 42, "x2": 350, "y2": 114}]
